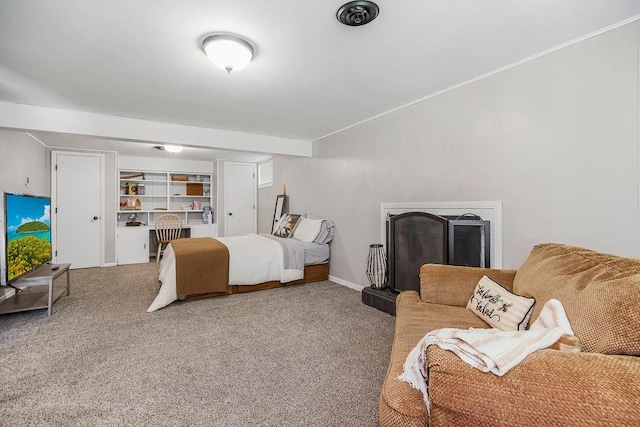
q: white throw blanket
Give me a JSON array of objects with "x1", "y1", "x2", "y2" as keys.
[{"x1": 398, "y1": 299, "x2": 580, "y2": 413}]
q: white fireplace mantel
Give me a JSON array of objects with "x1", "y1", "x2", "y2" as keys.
[{"x1": 380, "y1": 201, "x2": 503, "y2": 268}]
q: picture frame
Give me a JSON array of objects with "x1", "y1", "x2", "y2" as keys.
[{"x1": 272, "y1": 195, "x2": 287, "y2": 234}]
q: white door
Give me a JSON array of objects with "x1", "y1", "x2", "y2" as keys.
[
  {"x1": 52, "y1": 152, "x2": 103, "y2": 268},
  {"x1": 224, "y1": 162, "x2": 256, "y2": 237}
]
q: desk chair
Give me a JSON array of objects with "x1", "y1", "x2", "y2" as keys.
[{"x1": 155, "y1": 214, "x2": 183, "y2": 262}]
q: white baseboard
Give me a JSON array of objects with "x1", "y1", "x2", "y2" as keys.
[
  {"x1": 103, "y1": 263, "x2": 117, "y2": 267},
  {"x1": 329, "y1": 275, "x2": 365, "y2": 292}
]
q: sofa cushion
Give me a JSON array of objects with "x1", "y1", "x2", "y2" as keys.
[
  {"x1": 380, "y1": 291, "x2": 489, "y2": 426},
  {"x1": 513, "y1": 243, "x2": 640, "y2": 355},
  {"x1": 427, "y1": 346, "x2": 640, "y2": 425}
]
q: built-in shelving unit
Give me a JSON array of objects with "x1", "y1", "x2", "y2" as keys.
[
  {"x1": 118, "y1": 171, "x2": 213, "y2": 227},
  {"x1": 116, "y1": 169, "x2": 217, "y2": 265}
]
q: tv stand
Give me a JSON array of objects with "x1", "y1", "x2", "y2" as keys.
[{"x1": 0, "y1": 263, "x2": 70, "y2": 316}]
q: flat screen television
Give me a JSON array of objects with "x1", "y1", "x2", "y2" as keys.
[{"x1": 3, "y1": 193, "x2": 52, "y2": 284}]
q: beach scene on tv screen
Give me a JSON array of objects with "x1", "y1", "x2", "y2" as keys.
[{"x1": 6, "y1": 195, "x2": 51, "y2": 282}]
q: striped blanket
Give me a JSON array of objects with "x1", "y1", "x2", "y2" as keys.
[{"x1": 398, "y1": 299, "x2": 581, "y2": 413}]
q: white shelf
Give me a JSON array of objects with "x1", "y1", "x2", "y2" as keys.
[
  {"x1": 119, "y1": 178, "x2": 167, "y2": 183},
  {"x1": 118, "y1": 209, "x2": 204, "y2": 213},
  {"x1": 120, "y1": 194, "x2": 168, "y2": 198},
  {"x1": 117, "y1": 169, "x2": 214, "y2": 230}
]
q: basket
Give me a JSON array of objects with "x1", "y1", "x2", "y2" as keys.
[{"x1": 186, "y1": 183, "x2": 203, "y2": 196}]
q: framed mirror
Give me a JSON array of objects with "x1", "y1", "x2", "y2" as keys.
[{"x1": 272, "y1": 195, "x2": 287, "y2": 233}]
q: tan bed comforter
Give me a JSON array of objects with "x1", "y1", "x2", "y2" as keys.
[{"x1": 172, "y1": 237, "x2": 229, "y2": 298}]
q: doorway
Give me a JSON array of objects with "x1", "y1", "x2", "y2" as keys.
[{"x1": 51, "y1": 151, "x2": 104, "y2": 268}]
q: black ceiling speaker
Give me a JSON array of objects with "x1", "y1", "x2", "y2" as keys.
[{"x1": 337, "y1": 1, "x2": 379, "y2": 26}]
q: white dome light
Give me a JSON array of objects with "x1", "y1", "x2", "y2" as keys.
[
  {"x1": 202, "y1": 34, "x2": 255, "y2": 73},
  {"x1": 163, "y1": 144, "x2": 184, "y2": 154}
]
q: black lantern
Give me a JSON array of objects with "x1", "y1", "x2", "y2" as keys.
[{"x1": 366, "y1": 244, "x2": 387, "y2": 289}]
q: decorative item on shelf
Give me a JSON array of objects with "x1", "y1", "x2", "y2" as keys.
[
  {"x1": 125, "y1": 197, "x2": 141, "y2": 210},
  {"x1": 191, "y1": 200, "x2": 201, "y2": 210},
  {"x1": 137, "y1": 184, "x2": 145, "y2": 195},
  {"x1": 121, "y1": 172, "x2": 145, "y2": 180},
  {"x1": 186, "y1": 183, "x2": 203, "y2": 196},
  {"x1": 127, "y1": 182, "x2": 138, "y2": 195},
  {"x1": 366, "y1": 244, "x2": 387, "y2": 289},
  {"x1": 204, "y1": 187, "x2": 210, "y2": 196},
  {"x1": 120, "y1": 184, "x2": 127, "y2": 195},
  {"x1": 126, "y1": 213, "x2": 141, "y2": 227},
  {"x1": 202, "y1": 206, "x2": 212, "y2": 224},
  {"x1": 195, "y1": 175, "x2": 202, "y2": 182},
  {"x1": 181, "y1": 205, "x2": 189, "y2": 210},
  {"x1": 171, "y1": 175, "x2": 189, "y2": 181}
]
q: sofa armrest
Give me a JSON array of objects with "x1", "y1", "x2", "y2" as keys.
[
  {"x1": 427, "y1": 346, "x2": 640, "y2": 426},
  {"x1": 419, "y1": 264, "x2": 517, "y2": 306}
]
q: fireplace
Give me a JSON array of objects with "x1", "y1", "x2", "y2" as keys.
[
  {"x1": 362, "y1": 212, "x2": 490, "y2": 315},
  {"x1": 387, "y1": 212, "x2": 447, "y2": 293}
]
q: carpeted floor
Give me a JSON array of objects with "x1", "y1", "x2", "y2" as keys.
[{"x1": 0, "y1": 263, "x2": 395, "y2": 426}]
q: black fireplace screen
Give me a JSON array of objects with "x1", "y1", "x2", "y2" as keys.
[{"x1": 386, "y1": 212, "x2": 490, "y2": 293}]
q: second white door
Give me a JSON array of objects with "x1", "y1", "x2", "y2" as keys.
[{"x1": 224, "y1": 162, "x2": 256, "y2": 237}]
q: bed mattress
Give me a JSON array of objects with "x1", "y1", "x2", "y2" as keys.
[{"x1": 148, "y1": 234, "x2": 330, "y2": 312}]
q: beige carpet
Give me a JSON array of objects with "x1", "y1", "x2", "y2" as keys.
[{"x1": 0, "y1": 263, "x2": 395, "y2": 426}]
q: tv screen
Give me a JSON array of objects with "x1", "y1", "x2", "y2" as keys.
[{"x1": 4, "y1": 193, "x2": 52, "y2": 284}]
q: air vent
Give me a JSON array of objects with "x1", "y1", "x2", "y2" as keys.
[{"x1": 337, "y1": 1, "x2": 379, "y2": 26}]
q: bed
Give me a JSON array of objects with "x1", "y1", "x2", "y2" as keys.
[{"x1": 148, "y1": 216, "x2": 333, "y2": 312}]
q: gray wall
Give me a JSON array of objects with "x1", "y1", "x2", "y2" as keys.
[
  {"x1": 103, "y1": 152, "x2": 116, "y2": 264},
  {"x1": 258, "y1": 20, "x2": 640, "y2": 287},
  {"x1": 0, "y1": 129, "x2": 50, "y2": 285}
]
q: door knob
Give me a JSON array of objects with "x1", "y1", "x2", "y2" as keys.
[
  {"x1": 93, "y1": 216, "x2": 99, "y2": 220},
  {"x1": 228, "y1": 212, "x2": 233, "y2": 216}
]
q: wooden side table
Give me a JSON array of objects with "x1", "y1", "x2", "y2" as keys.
[{"x1": 0, "y1": 263, "x2": 71, "y2": 316}]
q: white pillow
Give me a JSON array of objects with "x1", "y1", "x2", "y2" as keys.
[
  {"x1": 292, "y1": 217, "x2": 323, "y2": 243},
  {"x1": 466, "y1": 275, "x2": 536, "y2": 331},
  {"x1": 305, "y1": 214, "x2": 335, "y2": 244}
]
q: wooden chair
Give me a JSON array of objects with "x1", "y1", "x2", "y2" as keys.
[{"x1": 155, "y1": 214, "x2": 183, "y2": 262}]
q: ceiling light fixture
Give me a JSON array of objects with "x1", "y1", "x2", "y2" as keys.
[
  {"x1": 202, "y1": 33, "x2": 255, "y2": 74},
  {"x1": 163, "y1": 144, "x2": 184, "y2": 154}
]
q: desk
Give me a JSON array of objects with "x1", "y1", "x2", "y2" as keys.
[
  {"x1": 0, "y1": 263, "x2": 71, "y2": 316},
  {"x1": 117, "y1": 224, "x2": 217, "y2": 265}
]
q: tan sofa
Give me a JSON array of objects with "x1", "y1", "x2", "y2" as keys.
[{"x1": 379, "y1": 243, "x2": 640, "y2": 426}]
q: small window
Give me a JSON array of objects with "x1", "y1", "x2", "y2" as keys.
[{"x1": 257, "y1": 157, "x2": 273, "y2": 189}]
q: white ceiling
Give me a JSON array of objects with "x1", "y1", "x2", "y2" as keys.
[{"x1": 1, "y1": 0, "x2": 640, "y2": 159}]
